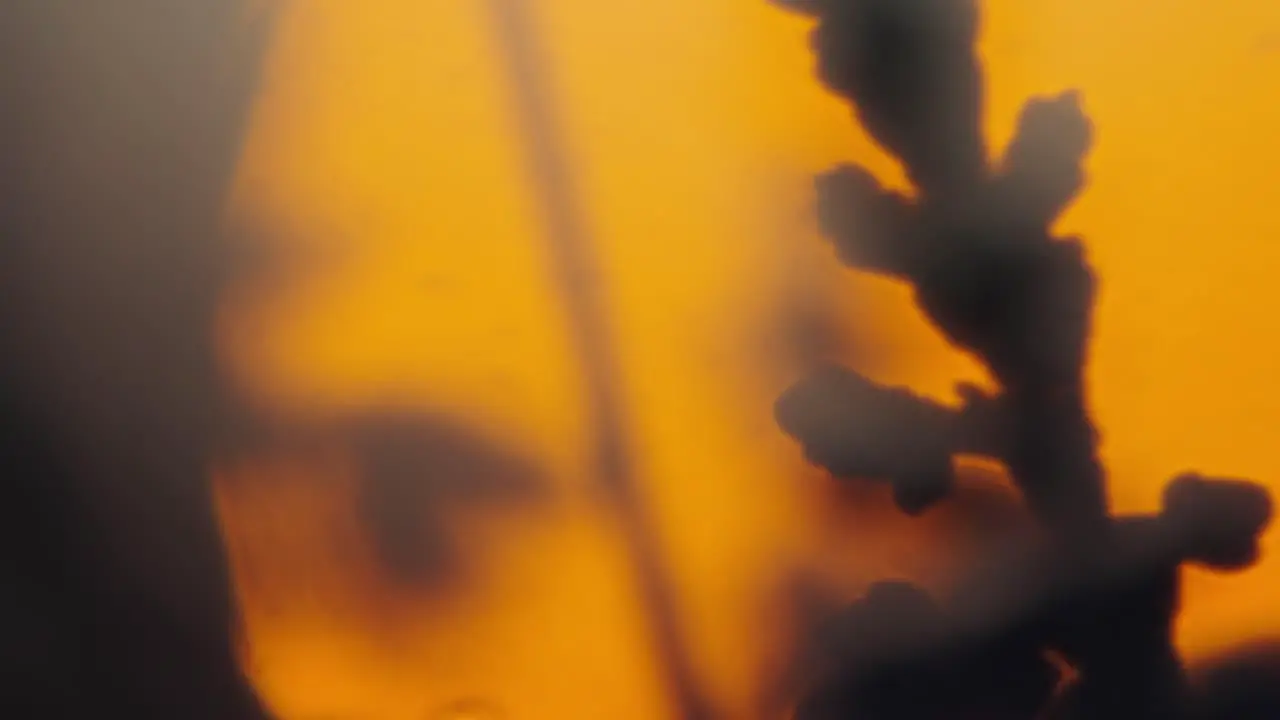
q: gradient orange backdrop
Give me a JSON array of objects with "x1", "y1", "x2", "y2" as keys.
[{"x1": 216, "y1": 1, "x2": 1280, "y2": 717}]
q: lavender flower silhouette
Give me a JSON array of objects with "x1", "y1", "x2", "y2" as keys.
[{"x1": 771, "y1": 1, "x2": 1275, "y2": 718}]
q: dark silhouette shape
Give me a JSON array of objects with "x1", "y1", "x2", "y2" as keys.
[
  {"x1": 788, "y1": 473, "x2": 1272, "y2": 719},
  {"x1": 1163, "y1": 474, "x2": 1273, "y2": 572},
  {"x1": 814, "y1": 166, "x2": 921, "y2": 281},
  {"x1": 795, "y1": 581, "x2": 1058, "y2": 720},
  {"x1": 769, "y1": 0, "x2": 1277, "y2": 718},
  {"x1": 1190, "y1": 643, "x2": 1280, "y2": 719},
  {"x1": 0, "y1": 1, "x2": 275, "y2": 717},
  {"x1": 788, "y1": 0, "x2": 986, "y2": 198},
  {"x1": 994, "y1": 91, "x2": 1094, "y2": 231},
  {"x1": 775, "y1": 365, "x2": 1008, "y2": 514},
  {"x1": 776, "y1": 365, "x2": 957, "y2": 514}
]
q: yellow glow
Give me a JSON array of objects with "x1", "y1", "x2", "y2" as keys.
[{"x1": 219, "y1": 0, "x2": 1280, "y2": 716}]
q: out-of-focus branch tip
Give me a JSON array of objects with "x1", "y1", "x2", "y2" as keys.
[
  {"x1": 1162, "y1": 473, "x2": 1273, "y2": 571},
  {"x1": 775, "y1": 365, "x2": 956, "y2": 514}
]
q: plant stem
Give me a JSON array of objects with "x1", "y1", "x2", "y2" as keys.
[{"x1": 483, "y1": 2, "x2": 712, "y2": 717}]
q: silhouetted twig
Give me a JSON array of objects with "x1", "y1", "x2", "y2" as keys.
[{"x1": 771, "y1": 1, "x2": 1275, "y2": 718}]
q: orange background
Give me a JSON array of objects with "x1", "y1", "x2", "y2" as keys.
[{"x1": 216, "y1": 1, "x2": 1280, "y2": 717}]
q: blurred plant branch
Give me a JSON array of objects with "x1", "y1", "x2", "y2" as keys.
[{"x1": 770, "y1": 1, "x2": 1275, "y2": 718}]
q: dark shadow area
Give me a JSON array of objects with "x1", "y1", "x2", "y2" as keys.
[
  {"x1": 785, "y1": 476, "x2": 1271, "y2": 719},
  {"x1": 1189, "y1": 643, "x2": 1280, "y2": 719},
  {"x1": 217, "y1": 410, "x2": 555, "y2": 637},
  {"x1": 346, "y1": 412, "x2": 551, "y2": 592},
  {"x1": 769, "y1": 0, "x2": 1278, "y2": 718},
  {"x1": 0, "y1": 1, "x2": 274, "y2": 717}
]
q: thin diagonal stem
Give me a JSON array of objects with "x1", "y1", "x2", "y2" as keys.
[{"x1": 483, "y1": 2, "x2": 713, "y2": 718}]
